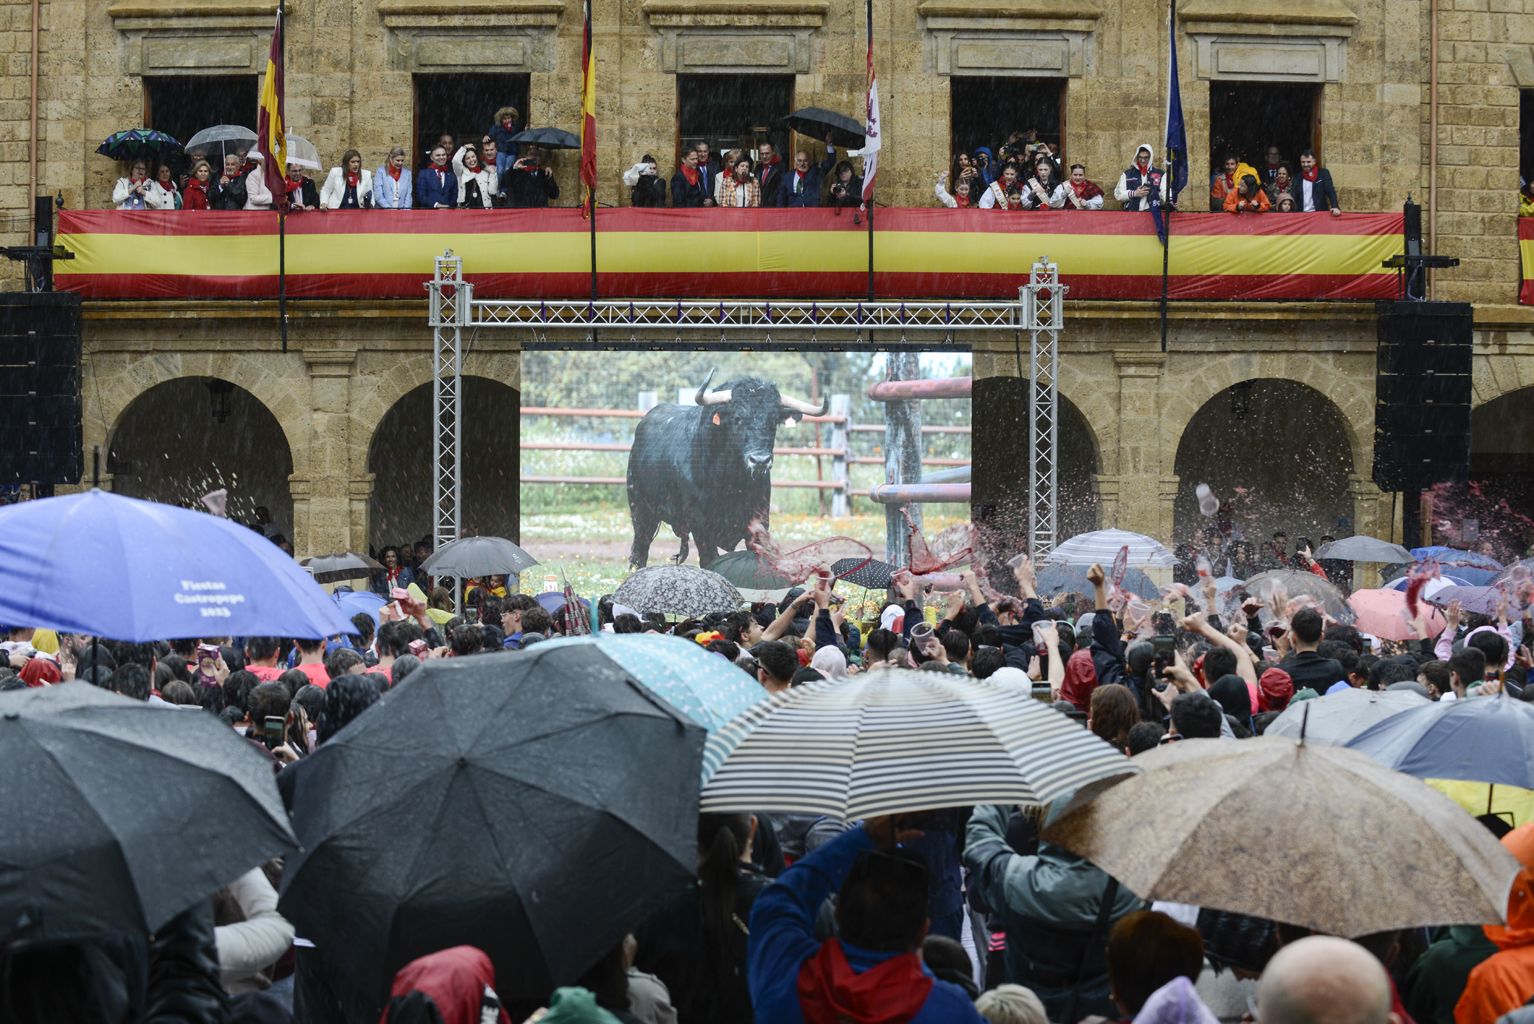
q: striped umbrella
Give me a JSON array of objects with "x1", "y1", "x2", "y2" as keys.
[
  {"x1": 1045, "y1": 529, "x2": 1176, "y2": 568},
  {"x1": 700, "y1": 669, "x2": 1137, "y2": 818}
]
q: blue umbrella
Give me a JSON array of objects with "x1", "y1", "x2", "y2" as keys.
[
  {"x1": 334, "y1": 589, "x2": 388, "y2": 626},
  {"x1": 1384, "y1": 574, "x2": 1473, "y2": 595},
  {"x1": 1412, "y1": 547, "x2": 1503, "y2": 571},
  {"x1": 1426, "y1": 585, "x2": 1505, "y2": 617},
  {"x1": 0, "y1": 490, "x2": 358, "y2": 641},
  {"x1": 1348, "y1": 696, "x2": 1534, "y2": 790},
  {"x1": 539, "y1": 633, "x2": 765, "y2": 732}
]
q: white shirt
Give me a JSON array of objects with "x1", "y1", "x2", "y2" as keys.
[{"x1": 1300, "y1": 177, "x2": 1315, "y2": 211}]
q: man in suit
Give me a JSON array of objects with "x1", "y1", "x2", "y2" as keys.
[
  {"x1": 1295, "y1": 149, "x2": 1341, "y2": 216},
  {"x1": 757, "y1": 141, "x2": 785, "y2": 207},
  {"x1": 415, "y1": 145, "x2": 456, "y2": 209},
  {"x1": 694, "y1": 140, "x2": 720, "y2": 197},
  {"x1": 777, "y1": 143, "x2": 837, "y2": 208}
]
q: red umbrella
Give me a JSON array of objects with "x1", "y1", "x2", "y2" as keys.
[{"x1": 1347, "y1": 588, "x2": 1444, "y2": 642}]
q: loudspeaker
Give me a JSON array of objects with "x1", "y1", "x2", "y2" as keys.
[
  {"x1": 0, "y1": 292, "x2": 82, "y2": 485},
  {"x1": 1371, "y1": 300, "x2": 1472, "y2": 492}
]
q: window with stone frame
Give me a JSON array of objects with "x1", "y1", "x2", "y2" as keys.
[
  {"x1": 144, "y1": 75, "x2": 258, "y2": 164},
  {"x1": 1208, "y1": 81, "x2": 1320, "y2": 186},
  {"x1": 676, "y1": 74, "x2": 794, "y2": 170},
  {"x1": 412, "y1": 73, "x2": 530, "y2": 171},
  {"x1": 949, "y1": 77, "x2": 1066, "y2": 174},
  {"x1": 1522, "y1": 91, "x2": 1534, "y2": 182}
]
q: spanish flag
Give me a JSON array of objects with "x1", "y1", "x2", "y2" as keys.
[
  {"x1": 579, "y1": 0, "x2": 596, "y2": 216},
  {"x1": 257, "y1": 3, "x2": 286, "y2": 209}
]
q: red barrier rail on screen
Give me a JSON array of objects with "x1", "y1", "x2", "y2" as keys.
[{"x1": 56, "y1": 208, "x2": 1404, "y2": 303}]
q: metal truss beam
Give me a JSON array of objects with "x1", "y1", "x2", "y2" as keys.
[{"x1": 1024, "y1": 259, "x2": 1066, "y2": 559}]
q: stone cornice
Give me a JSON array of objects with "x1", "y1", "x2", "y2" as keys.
[
  {"x1": 377, "y1": 0, "x2": 564, "y2": 28},
  {"x1": 1179, "y1": 0, "x2": 1357, "y2": 34},
  {"x1": 641, "y1": 0, "x2": 830, "y2": 29},
  {"x1": 107, "y1": 0, "x2": 277, "y2": 31},
  {"x1": 917, "y1": 0, "x2": 1103, "y2": 24}
]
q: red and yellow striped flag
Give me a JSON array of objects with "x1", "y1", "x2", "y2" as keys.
[
  {"x1": 579, "y1": 0, "x2": 596, "y2": 216},
  {"x1": 256, "y1": 3, "x2": 286, "y2": 209}
]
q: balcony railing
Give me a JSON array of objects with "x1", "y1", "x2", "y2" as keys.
[{"x1": 55, "y1": 208, "x2": 1405, "y2": 303}]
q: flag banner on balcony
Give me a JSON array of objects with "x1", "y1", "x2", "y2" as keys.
[
  {"x1": 1521, "y1": 218, "x2": 1534, "y2": 305},
  {"x1": 56, "y1": 209, "x2": 1403, "y2": 302}
]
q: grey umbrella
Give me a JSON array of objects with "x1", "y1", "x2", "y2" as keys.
[
  {"x1": 420, "y1": 536, "x2": 539, "y2": 578},
  {"x1": 1264, "y1": 688, "x2": 1429, "y2": 745},
  {"x1": 1347, "y1": 695, "x2": 1534, "y2": 789},
  {"x1": 1316, "y1": 535, "x2": 1413, "y2": 563},
  {"x1": 709, "y1": 550, "x2": 796, "y2": 603},
  {"x1": 0, "y1": 683, "x2": 296, "y2": 942},
  {"x1": 302, "y1": 551, "x2": 384, "y2": 584},
  {"x1": 614, "y1": 565, "x2": 743, "y2": 618}
]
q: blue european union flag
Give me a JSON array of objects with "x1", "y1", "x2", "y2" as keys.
[{"x1": 1165, "y1": 0, "x2": 1189, "y2": 203}]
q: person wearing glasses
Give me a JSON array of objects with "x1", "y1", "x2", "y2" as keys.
[{"x1": 748, "y1": 816, "x2": 987, "y2": 1024}]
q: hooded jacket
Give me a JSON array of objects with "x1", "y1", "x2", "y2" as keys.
[
  {"x1": 380, "y1": 946, "x2": 511, "y2": 1024},
  {"x1": 748, "y1": 826, "x2": 985, "y2": 1024},
  {"x1": 1114, "y1": 144, "x2": 1168, "y2": 211},
  {"x1": 1455, "y1": 824, "x2": 1534, "y2": 1024}
]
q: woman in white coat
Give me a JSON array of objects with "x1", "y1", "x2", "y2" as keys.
[
  {"x1": 112, "y1": 159, "x2": 172, "y2": 210},
  {"x1": 320, "y1": 148, "x2": 373, "y2": 209},
  {"x1": 451, "y1": 143, "x2": 495, "y2": 209}
]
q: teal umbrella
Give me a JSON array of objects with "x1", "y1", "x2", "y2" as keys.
[
  {"x1": 709, "y1": 550, "x2": 796, "y2": 602},
  {"x1": 539, "y1": 633, "x2": 765, "y2": 732},
  {"x1": 96, "y1": 129, "x2": 182, "y2": 161}
]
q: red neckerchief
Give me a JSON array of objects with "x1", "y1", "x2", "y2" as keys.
[
  {"x1": 286, "y1": 175, "x2": 306, "y2": 193},
  {"x1": 386, "y1": 164, "x2": 402, "y2": 181},
  {"x1": 797, "y1": 940, "x2": 933, "y2": 1024},
  {"x1": 680, "y1": 164, "x2": 701, "y2": 186},
  {"x1": 1275, "y1": 175, "x2": 1291, "y2": 192},
  {"x1": 954, "y1": 193, "x2": 971, "y2": 208},
  {"x1": 1302, "y1": 166, "x2": 1319, "y2": 182},
  {"x1": 1221, "y1": 173, "x2": 1234, "y2": 188},
  {"x1": 345, "y1": 171, "x2": 360, "y2": 187},
  {"x1": 187, "y1": 179, "x2": 208, "y2": 196}
]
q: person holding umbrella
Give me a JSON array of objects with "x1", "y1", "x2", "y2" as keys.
[
  {"x1": 284, "y1": 161, "x2": 321, "y2": 210},
  {"x1": 506, "y1": 145, "x2": 559, "y2": 208},
  {"x1": 112, "y1": 159, "x2": 163, "y2": 210}
]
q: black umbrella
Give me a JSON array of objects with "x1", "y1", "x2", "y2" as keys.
[
  {"x1": 0, "y1": 683, "x2": 295, "y2": 942},
  {"x1": 96, "y1": 129, "x2": 182, "y2": 162},
  {"x1": 420, "y1": 535, "x2": 539, "y2": 578},
  {"x1": 508, "y1": 126, "x2": 580, "y2": 150},
  {"x1": 783, "y1": 107, "x2": 865, "y2": 149},
  {"x1": 302, "y1": 551, "x2": 384, "y2": 584},
  {"x1": 834, "y1": 556, "x2": 893, "y2": 590},
  {"x1": 277, "y1": 648, "x2": 705, "y2": 1002}
]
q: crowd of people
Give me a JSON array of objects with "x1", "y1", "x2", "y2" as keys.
[
  {"x1": 6, "y1": 527, "x2": 1533, "y2": 1024},
  {"x1": 110, "y1": 106, "x2": 1347, "y2": 216}
]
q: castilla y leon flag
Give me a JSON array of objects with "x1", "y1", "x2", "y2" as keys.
[
  {"x1": 579, "y1": 0, "x2": 596, "y2": 216},
  {"x1": 859, "y1": 41, "x2": 879, "y2": 206},
  {"x1": 257, "y1": 3, "x2": 286, "y2": 209}
]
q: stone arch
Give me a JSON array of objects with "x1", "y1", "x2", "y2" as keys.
[
  {"x1": 1157, "y1": 353, "x2": 1373, "y2": 478},
  {"x1": 1450, "y1": 384, "x2": 1534, "y2": 554},
  {"x1": 366, "y1": 375, "x2": 521, "y2": 548},
  {"x1": 1172, "y1": 378, "x2": 1356, "y2": 553},
  {"x1": 106, "y1": 376, "x2": 297, "y2": 535},
  {"x1": 86, "y1": 351, "x2": 311, "y2": 480}
]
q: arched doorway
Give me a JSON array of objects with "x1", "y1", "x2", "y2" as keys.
[
  {"x1": 107, "y1": 377, "x2": 295, "y2": 536},
  {"x1": 1437, "y1": 388, "x2": 1534, "y2": 557},
  {"x1": 972, "y1": 376, "x2": 1102, "y2": 552},
  {"x1": 1172, "y1": 379, "x2": 1354, "y2": 557},
  {"x1": 368, "y1": 377, "x2": 521, "y2": 549}
]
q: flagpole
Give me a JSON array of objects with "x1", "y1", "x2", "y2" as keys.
[
  {"x1": 1159, "y1": 159, "x2": 1170, "y2": 353},
  {"x1": 276, "y1": 0, "x2": 287, "y2": 354},
  {"x1": 865, "y1": 0, "x2": 874, "y2": 302},
  {"x1": 586, "y1": 0, "x2": 597, "y2": 309}
]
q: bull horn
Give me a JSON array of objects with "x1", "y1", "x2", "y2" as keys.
[
  {"x1": 781, "y1": 393, "x2": 830, "y2": 417},
  {"x1": 696, "y1": 368, "x2": 732, "y2": 406}
]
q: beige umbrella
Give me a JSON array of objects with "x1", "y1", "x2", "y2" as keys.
[{"x1": 1042, "y1": 736, "x2": 1519, "y2": 936}]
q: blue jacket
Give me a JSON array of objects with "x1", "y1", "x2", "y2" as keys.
[
  {"x1": 776, "y1": 152, "x2": 835, "y2": 208},
  {"x1": 748, "y1": 826, "x2": 985, "y2": 1024},
  {"x1": 373, "y1": 167, "x2": 413, "y2": 210},
  {"x1": 415, "y1": 165, "x2": 457, "y2": 209}
]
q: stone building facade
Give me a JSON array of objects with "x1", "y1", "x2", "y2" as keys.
[{"x1": 3, "y1": 0, "x2": 1533, "y2": 557}]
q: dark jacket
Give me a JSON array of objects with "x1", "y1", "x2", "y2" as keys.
[
  {"x1": 210, "y1": 171, "x2": 248, "y2": 211},
  {"x1": 285, "y1": 177, "x2": 321, "y2": 210},
  {"x1": 1294, "y1": 168, "x2": 1340, "y2": 212},
  {"x1": 632, "y1": 175, "x2": 668, "y2": 208},
  {"x1": 1279, "y1": 650, "x2": 1347, "y2": 692},
  {"x1": 370, "y1": 566, "x2": 417, "y2": 596},
  {"x1": 415, "y1": 165, "x2": 457, "y2": 209},
  {"x1": 758, "y1": 160, "x2": 786, "y2": 208},
  {"x1": 776, "y1": 153, "x2": 835, "y2": 208},
  {"x1": 670, "y1": 169, "x2": 710, "y2": 208},
  {"x1": 633, "y1": 866, "x2": 770, "y2": 1024},
  {"x1": 506, "y1": 165, "x2": 559, "y2": 208}
]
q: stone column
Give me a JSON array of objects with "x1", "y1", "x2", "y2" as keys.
[
  {"x1": 1111, "y1": 352, "x2": 1172, "y2": 540},
  {"x1": 1093, "y1": 473, "x2": 1120, "y2": 533},
  {"x1": 296, "y1": 349, "x2": 359, "y2": 556},
  {"x1": 349, "y1": 474, "x2": 375, "y2": 555}
]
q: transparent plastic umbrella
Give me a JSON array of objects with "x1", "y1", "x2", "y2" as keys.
[
  {"x1": 184, "y1": 124, "x2": 258, "y2": 162},
  {"x1": 284, "y1": 134, "x2": 322, "y2": 171}
]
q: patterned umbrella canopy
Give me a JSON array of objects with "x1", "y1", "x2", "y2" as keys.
[
  {"x1": 614, "y1": 565, "x2": 743, "y2": 618},
  {"x1": 833, "y1": 556, "x2": 894, "y2": 590},
  {"x1": 1045, "y1": 529, "x2": 1176, "y2": 568},
  {"x1": 700, "y1": 669, "x2": 1138, "y2": 818},
  {"x1": 539, "y1": 633, "x2": 766, "y2": 732},
  {"x1": 96, "y1": 129, "x2": 182, "y2": 161}
]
